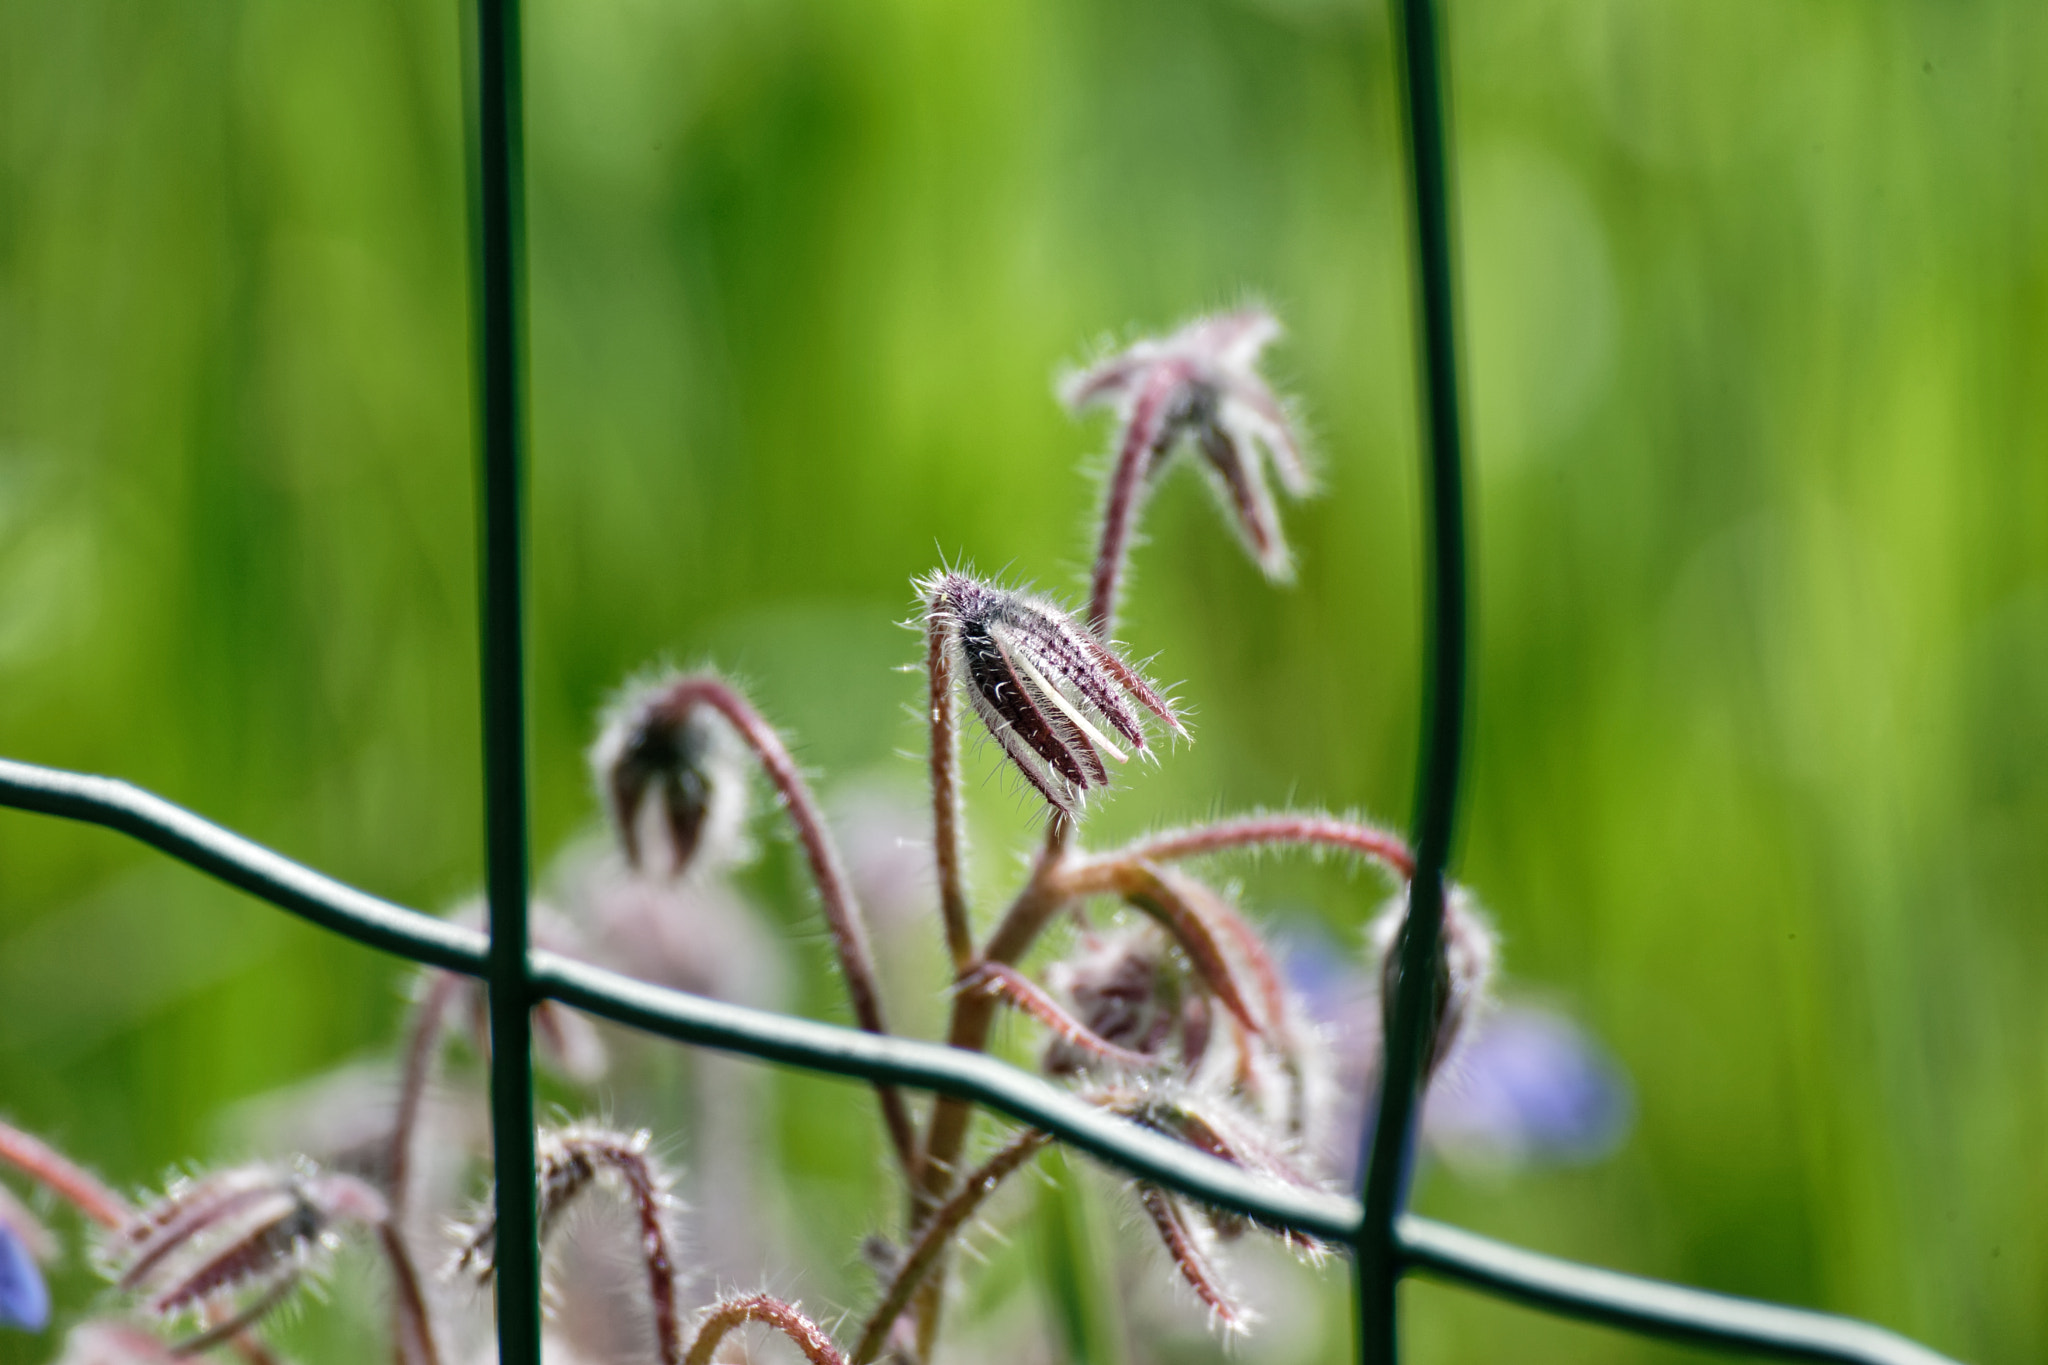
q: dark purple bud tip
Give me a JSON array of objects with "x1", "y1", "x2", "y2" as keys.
[
  {"x1": 1063, "y1": 307, "x2": 1314, "y2": 583},
  {"x1": 0, "y1": 1220, "x2": 49, "y2": 1332},
  {"x1": 592, "y1": 674, "x2": 750, "y2": 877},
  {"x1": 921, "y1": 570, "x2": 1184, "y2": 815}
]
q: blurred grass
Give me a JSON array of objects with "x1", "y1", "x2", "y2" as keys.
[{"x1": 2, "y1": 0, "x2": 2044, "y2": 1361}]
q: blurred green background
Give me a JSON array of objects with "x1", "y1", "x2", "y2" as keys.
[{"x1": 1, "y1": 0, "x2": 2043, "y2": 1360}]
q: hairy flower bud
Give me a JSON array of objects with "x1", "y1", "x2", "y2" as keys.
[
  {"x1": 1064, "y1": 308, "x2": 1312, "y2": 586},
  {"x1": 110, "y1": 1160, "x2": 385, "y2": 1339},
  {"x1": 921, "y1": 571, "x2": 1183, "y2": 814},
  {"x1": 593, "y1": 675, "x2": 751, "y2": 876},
  {"x1": 1041, "y1": 928, "x2": 1203, "y2": 1075},
  {"x1": 1369, "y1": 884, "x2": 1498, "y2": 1079}
]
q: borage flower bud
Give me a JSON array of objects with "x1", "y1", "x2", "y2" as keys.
[
  {"x1": 111, "y1": 1160, "x2": 385, "y2": 1341},
  {"x1": 1369, "y1": 883, "x2": 1498, "y2": 1079},
  {"x1": 920, "y1": 571, "x2": 1184, "y2": 815},
  {"x1": 592, "y1": 674, "x2": 750, "y2": 877},
  {"x1": 456, "y1": 1124, "x2": 685, "y2": 1365},
  {"x1": 1039, "y1": 927, "x2": 1206, "y2": 1076},
  {"x1": 1063, "y1": 307, "x2": 1313, "y2": 589}
]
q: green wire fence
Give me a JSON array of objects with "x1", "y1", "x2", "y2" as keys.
[{"x1": 0, "y1": 1, "x2": 1969, "y2": 1363}]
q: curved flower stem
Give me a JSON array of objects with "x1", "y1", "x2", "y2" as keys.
[
  {"x1": 684, "y1": 1294, "x2": 847, "y2": 1365},
  {"x1": 656, "y1": 676, "x2": 916, "y2": 1176},
  {"x1": 377, "y1": 1223, "x2": 443, "y2": 1365},
  {"x1": 388, "y1": 970, "x2": 462, "y2": 1230},
  {"x1": 1089, "y1": 363, "x2": 1185, "y2": 636},
  {"x1": 960, "y1": 964, "x2": 1156, "y2": 1070},
  {"x1": 904, "y1": 830, "x2": 1077, "y2": 1354},
  {"x1": 925, "y1": 617, "x2": 974, "y2": 976},
  {"x1": 1096, "y1": 815, "x2": 1415, "y2": 881},
  {"x1": 0, "y1": 1118, "x2": 129, "y2": 1229},
  {"x1": 853, "y1": 1130, "x2": 1050, "y2": 1364}
]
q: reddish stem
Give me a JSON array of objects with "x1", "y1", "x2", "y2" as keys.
[
  {"x1": 925, "y1": 618, "x2": 974, "y2": 976},
  {"x1": 377, "y1": 1223, "x2": 443, "y2": 1365},
  {"x1": 388, "y1": 970, "x2": 461, "y2": 1229},
  {"x1": 653, "y1": 676, "x2": 917, "y2": 1176},
  {"x1": 1088, "y1": 362, "x2": 1186, "y2": 636},
  {"x1": 853, "y1": 1130, "x2": 1049, "y2": 1364},
  {"x1": 961, "y1": 964, "x2": 1156, "y2": 1070},
  {"x1": 0, "y1": 1118, "x2": 129, "y2": 1229},
  {"x1": 684, "y1": 1294, "x2": 848, "y2": 1365},
  {"x1": 1104, "y1": 814, "x2": 1416, "y2": 880}
]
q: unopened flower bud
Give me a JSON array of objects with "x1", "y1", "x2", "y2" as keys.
[
  {"x1": 110, "y1": 1160, "x2": 385, "y2": 1336},
  {"x1": 921, "y1": 571, "x2": 1184, "y2": 815},
  {"x1": 1369, "y1": 884, "x2": 1498, "y2": 1079},
  {"x1": 1064, "y1": 308, "x2": 1313, "y2": 583},
  {"x1": 1041, "y1": 928, "x2": 1199, "y2": 1075},
  {"x1": 593, "y1": 675, "x2": 750, "y2": 876}
]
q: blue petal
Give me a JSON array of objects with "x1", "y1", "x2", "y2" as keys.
[
  {"x1": 1426, "y1": 1004, "x2": 1633, "y2": 1168},
  {"x1": 0, "y1": 1220, "x2": 50, "y2": 1332}
]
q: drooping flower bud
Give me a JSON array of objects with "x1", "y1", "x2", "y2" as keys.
[
  {"x1": 920, "y1": 571, "x2": 1184, "y2": 814},
  {"x1": 1368, "y1": 883, "x2": 1498, "y2": 1079},
  {"x1": 1063, "y1": 308, "x2": 1313, "y2": 597},
  {"x1": 1040, "y1": 927, "x2": 1202, "y2": 1076},
  {"x1": 456, "y1": 1124, "x2": 685, "y2": 1365},
  {"x1": 592, "y1": 675, "x2": 750, "y2": 877}
]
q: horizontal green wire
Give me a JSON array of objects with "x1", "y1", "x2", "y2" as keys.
[{"x1": 0, "y1": 756, "x2": 1966, "y2": 1365}]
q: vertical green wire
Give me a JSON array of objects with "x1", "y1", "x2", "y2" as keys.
[
  {"x1": 1356, "y1": 0, "x2": 1471, "y2": 1362},
  {"x1": 469, "y1": 0, "x2": 542, "y2": 1361}
]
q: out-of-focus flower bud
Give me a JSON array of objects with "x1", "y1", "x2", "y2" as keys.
[
  {"x1": 455, "y1": 1124, "x2": 686, "y2": 1365},
  {"x1": 1063, "y1": 308, "x2": 1313, "y2": 587},
  {"x1": 592, "y1": 674, "x2": 751, "y2": 877},
  {"x1": 1040, "y1": 927, "x2": 1199, "y2": 1075},
  {"x1": 1369, "y1": 883, "x2": 1498, "y2": 1080},
  {"x1": 921, "y1": 571, "x2": 1184, "y2": 815},
  {"x1": 109, "y1": 1160, "x2": 385, "y2": 1338}
]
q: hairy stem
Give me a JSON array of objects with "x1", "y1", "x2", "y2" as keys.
[
  {"x1": 377, "y1": 1223, "x2": 443, "y2": 1365},
  {"x1": 854, "y1": 1131, "x2": 1049, "y2": 1364},
  {"x1": 1088, "y1": 363, "x2": 1184, "y2": 636},
  {"x1": 905, "y1": 834, "x2": 1076, "y2": 1356},
  {"x1": 684, "y1": 1295, "x2": 847, "y2": 1365},
  {"x1": 1098, "y1": 815, "x2": 1415, "y2": 881},
  {"x1": 961, "y1": 964, "x2": 1155, "y2": 1070},
  {"x1": 926, "y1": 618, "x2": 974, "y2": 976},
  {"x1": 658, "y1": 676, "x2": 916, "y2": 1176},
  {"x1": 0, "y1": 1118, "x2": 129, "y2": 1228},
  {"x1": 388, "y1": 970, "x2": 462, "y2": 1229}
]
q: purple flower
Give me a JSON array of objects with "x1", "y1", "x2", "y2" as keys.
[
  {"x1": 0, "y1": 1216, "x2": 49, "y2": 1332},
  {"x1": 1424, "y1": 1004, "x2": 1633, "y2": 1172},
  {"x1": 1278, "y1": 920, "x2": 1630, "y2": 1178}
]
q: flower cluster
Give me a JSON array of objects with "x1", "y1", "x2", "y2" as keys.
[{"x1": 0, "y1": 309, "x2": 1626, "y2": 1364}]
